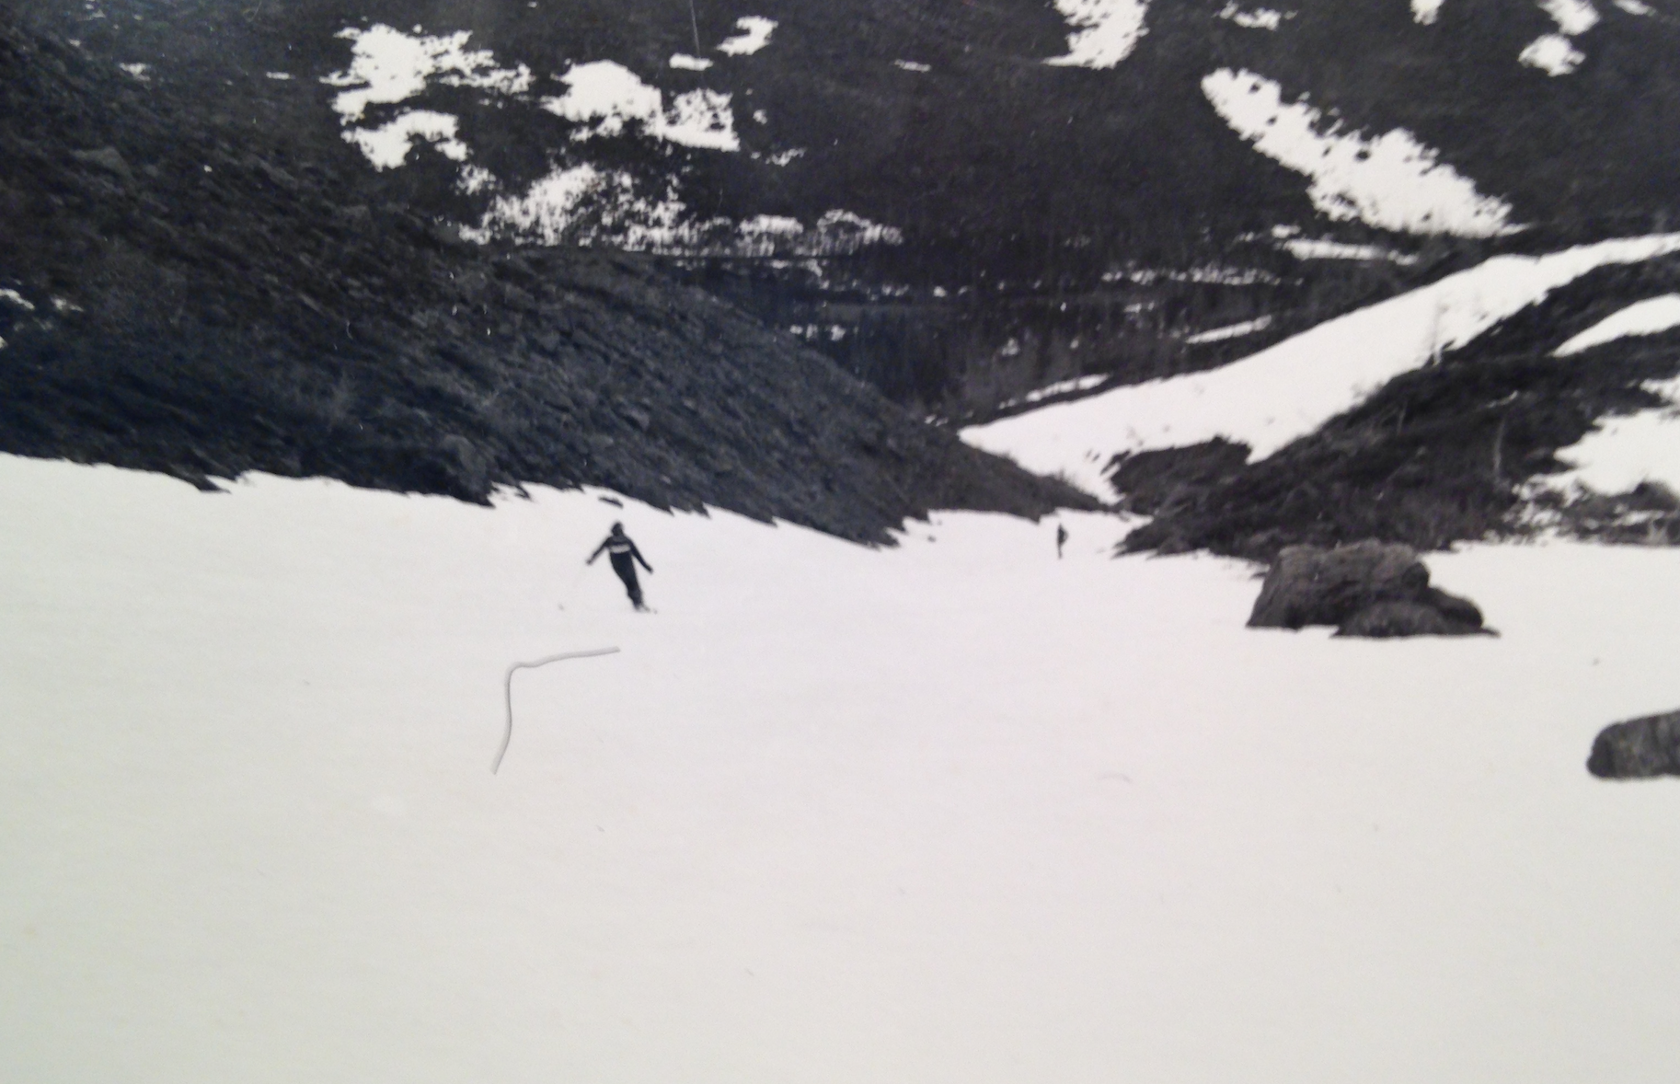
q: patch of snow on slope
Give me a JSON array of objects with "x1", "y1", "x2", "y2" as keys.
[
  {"x1": 467, "y1": 168, "x2": 900, "y2": 254},
  {"x1": 1112, "y1": 265, "x2": 1281, "y2": 285},
  {"x1": 998, "y1": 374, "x2": 1110, "y2": 409},
  {"x1": 1539, "y1": 0, "x2": 1601, "y2": 34},
  {"x1": 0, "y1": 288, "x2": 36, "y2": 311},
  {"x1": 542, "y1": 61, "x2": 738, "y2": 151},
  {"x1": 540, "y1": 61, "x2": 662, "y2": 137},
  {"x1": 669, "y1": 53, "x2": 713, "y2": 71},
  {"x1": 323, "y1": 25, "x2": 531, "y2": 124},
  {"x1": 1412, "y1": 0, "x2": 1445, "y2": 23},
  {"x1": 717, "y1": 16, "x2": 777, "y2": 55},
  {"x1": 814, "y1": 209, "x2": 904, "y2": 249},
  {"x1": 1555, "y1": 295, "x2": 1680, "y2": 355},
  {"x1": 463, "y1": 164, "x2": 707, "y2": 248},
  {"x1": 1614, "y1": 0, "x2": 1652, "y2": 14},
  {"x1": 737, "y1": 214, "x2": 805, "y2": 254},
  {"x1": 740, "y1": 214, "x2": 804, "y2": 236},
  {"x1": 11, "y1": 456, "x2": 1680, "y2": 1083},
  {"x1": 1045, "y1": 0, "x2": 1149, "y2": 69},
  {"x1": 1203, "y1": 69, "x2": 1517, "y2": 238},
  {"x1": 1186, "y1": 315, "x2": 1273, "y2": 344},
  {"x1": 894, "y1": 59, "x2": 932, "y2": 72},
  {"x1": 962, "y1": 233, "x2": 1680, "y2": 495},
  {"x1": 345, "y1": 111, "x2": 470, "y2": 170},
  {"x1": 1217, "y1": 3, "x2": 1287, "y2": 29},
  {"x1": 457, "y1": 164, "x2": 498, "y2": 195},
  {"x1": 462, "y1": 162, "x2": 602, "y2": 244},
  {"x1": 1520, "y1": 33, "x2": 1585, "y2": 74},
  {"x1": 1543, "y1": 378, "x2": 1680, "y2": 494},
  {"x1": 1282, "y1": 238, "x2": 1420, "y2": 264},
  {"x1": 661, "y1": 89, "x2": 739, "y2": 150}
]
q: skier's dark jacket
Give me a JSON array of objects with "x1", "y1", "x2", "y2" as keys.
[{"x1": 589, "y1": 531, "x2": 652, "y2": 572}]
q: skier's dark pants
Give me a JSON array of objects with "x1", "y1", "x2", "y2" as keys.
[{"x1": 610, "y1": 553, "x2": 643, "y2": 606}]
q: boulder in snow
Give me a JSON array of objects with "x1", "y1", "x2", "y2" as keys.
[
  {"x1": 1588, "y1": 710, "x2": 1680, "y2": 779},
  {"x1": 1334, "y1": 599, "x2": 1484, "y2": 638},
  {"x1": 1248, "y1": 540, "x2": 1428, "y2": 629},
  {"x1": 1247, "y1": 540, "x2": 1489, "y2": 636}
]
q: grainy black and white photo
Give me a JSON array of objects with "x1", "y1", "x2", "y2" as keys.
[{"x1": 6, "y1": 1, "x2": 1680, "y2": 1080}]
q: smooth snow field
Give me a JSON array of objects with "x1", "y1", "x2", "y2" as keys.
[{"x1": 7, "y1": 454, "x2": 1680, "y2": 1083}]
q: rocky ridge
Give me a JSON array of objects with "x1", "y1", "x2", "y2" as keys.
[{"x1": 0, "y1": 9, "x2": 1090, "y2": 542}]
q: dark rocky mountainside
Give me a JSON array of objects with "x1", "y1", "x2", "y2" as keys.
[
  {"x1": 28, "y1": 0, "x2": 1680, "y2": 420},
  {"x1": 0, "y1": 9, "x2": 1091, "y2": 541}
]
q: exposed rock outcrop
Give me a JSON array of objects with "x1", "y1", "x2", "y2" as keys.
[
  {"x1": 1248, "y1": 540, "x2": 1427, "y2": 629},
  {"x1": 1587, "y1": 710, "x2": 1680, "y2": 779},
  {"x1": 1247, "y1": 540, "x2": 1490, "y2": 637}
]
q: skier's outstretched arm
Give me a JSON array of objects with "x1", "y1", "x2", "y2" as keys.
[
  {"x1": 586, "y1": 538, "x2": 609, "y2": 565},
  {"x1": 631, "y1": 543, "x2": 653, "y2": 572}
]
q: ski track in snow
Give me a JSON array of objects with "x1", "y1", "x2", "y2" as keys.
[
  {"x1": 7, "y1": 455, "x2": 1680, "y2": 1083},
  {"x1": 962, "y1": 233, "x2": 1680, "y2": 496},
  {"x1": 1203, "y1": 69, "x2": 1517, "y2": 238},
  {"x1": 1045, "y1": 0, "x2": 1150, "y2": 68}
]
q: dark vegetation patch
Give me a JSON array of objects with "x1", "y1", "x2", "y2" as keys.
[
  {"x1": 1119, "y1": 261, "x2": 1680, "y2": 559},
  {"x1": 0, "y1": 10, "x2": 1091, "y2": 541}
]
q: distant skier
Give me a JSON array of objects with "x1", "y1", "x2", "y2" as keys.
[
  {"x1": 1056, "y1": 523, "x2": 1068, "y2": 559},
  {"x1": 588, "y1": 522, "x2": 654, "y2": 610}
]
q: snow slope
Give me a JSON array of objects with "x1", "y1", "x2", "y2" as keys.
[
  {"x1": 1555, "y1": 293, "x2": 1680, "y2": 355},
  {"x1": 963, "y1": 233, "x2": 1680, "y2": 495},
  {"x1": 1202, "y1": 68, "x2": 1517, "y2": 237},
  {"x1": 1044, "y1": 0, "x2": 1151, "y2": 68},
  {"x1": 1542, "y1": 376, "x2": 1680, "y2": 495},
  {"x1": 7, "y1": 454, "x2": 1680, "y2": 1083}
]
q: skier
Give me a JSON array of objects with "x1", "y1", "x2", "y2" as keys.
[
  {"x1": 1056, "y1": 523, "x2": 1068, "y2": 559},
  {"x1": 587, "y1": 522, "x2": 654, "y2": 610}
]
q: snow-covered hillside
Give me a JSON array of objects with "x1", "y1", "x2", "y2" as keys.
[{"x1": 7, "y1": 453, "x2": 1680, "y2": 1083}]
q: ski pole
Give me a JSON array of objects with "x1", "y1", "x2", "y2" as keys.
[{"x1": 493, "y1": 647, "x2": 621, "y2": 774}]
